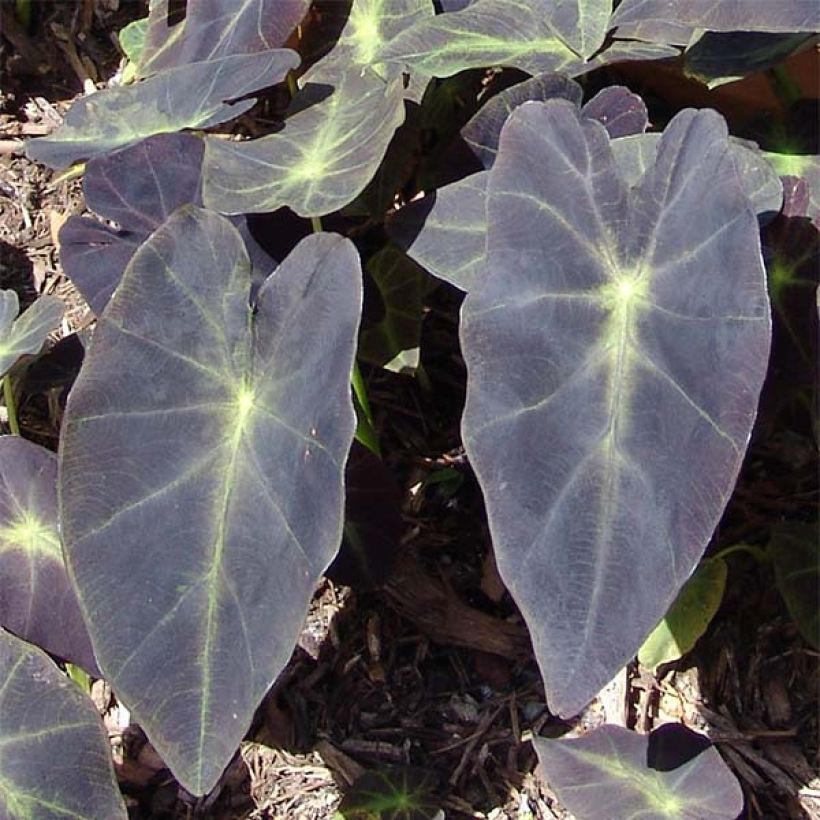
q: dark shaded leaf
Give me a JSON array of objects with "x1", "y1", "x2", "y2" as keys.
[
  {"x1": 462, "y1": 74, "x2": 583, "y2": 168},
  {"x1": 60, "y1": 206, "x2": 362, "y2": 793},
  {"x1": 581, "y1": 86, "x2": 649, "y2": 138},
  {"x1": 388, "y1": 171, "x2": 489, "y2": 292},
  {"x1": 139, "y1": 0, "x2": 310, "y2": 75},
  {"x1": 685, "y1": 32, "x2": 817, "y2": 88},
  {"x1": 381, "y1": 0, "x2": 585, "y2": 78},
  {"x1": 26, "y1": 49, "x2": 299, "y2": 168},
  {"x1": 0, "y1": 291, "x2": 64, "y2": 377},
  {"x1": 59, "y1": 134, "x2": 276, "y2": 315},
  {"x1": 203, "y1": 71, "x2": 406, "y2": 217},
  {"x1": 534, "y1": 724, "x2": 744, "y2": 819},
  {"x1": 328, "y1": 442, "x2": 403, "y2": 590},
  {"x1": 0, "y1": 437, "x2": 98, "y2": 676},
  {"x1": 359, "y1": 245, "x2": 435, "y2": 371},
  {"x1": 769, "y1": 521, "x2": 819, "y2": 648},
  {"x1": 766, "y1": 150, "x2": 820, "y2": 227},
  {"x1": 338, "y1": 766, "x2": 441, "y2": 820},
  {"x1": 611, "y1": 0, "x2": 820, "y2": 34},
  {"x1": 461, "y1": 102, "x2": 770, "y2": 716},
  {"x1": 0, "y1": 628, "x2": 127, "y2": 819},
  {"x1": 638, "y1": 557, "x2": 727, "y2": 671}
]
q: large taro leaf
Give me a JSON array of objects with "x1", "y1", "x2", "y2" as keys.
[
  {"x1": 611, "y1": 0, "x2": 820, "y2": 35},
  {"x1": 203, "y1": 70, "x2": 406, "y2": 217},
  {"x1": 0, "y1": 437, "x2": 98, "y2": 676},
  {"x1": 59, "y1": 133, "x2": 276, "y2": 315},
  {"x1": 381, "y1": 0, "x2": 586, "y2": 78},
  {"x1": 59, "y1": 206, "x2": 362, "y2": 794},
  {"x1": 551, "y1": 0, "x2": 613, "y2": 59},
  {"x1": 461, "y1": 101, "x2": 770, "y2": 716},
  {"x1": 0, "y1": 628, "x2": 127, "y2": 820},
  {"x1": 533, "y1": 724, "x2": 744, "y2": 819},
  {"x1": 0, "y1": 292, "x2": 64, "y2": 377},
  {"x1": 137, "y1": 0, "x2": 310, "y2": 76},
  {"x1": 26, "y1": 49, "x2": 299, "y2": 169}
]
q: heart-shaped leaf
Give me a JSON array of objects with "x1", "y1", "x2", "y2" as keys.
[
  {"x1": 26, "y1": 49, "x2": 299, "y2": 168},
  {"x1": 60, "y1": 206, "x2": 362, "y2": 793},
  {"x1": 0, "y1": 292, "x2": 64, "y2": 377},
  {"x1": 461, "y1": 102, "x2": 770, "y2": 716},
  {"x1": 0, "y1": 436, "x2": 98, "y2": 675},
  {"x1": 534, "y1": 723, "x2": 744, "y2": 819},
  {"x1": 203, "y1": 70, "x2": 406, "y2": 217},
  {"x1": 0, "y1": 628, "x2": 126, "y2": 819}
]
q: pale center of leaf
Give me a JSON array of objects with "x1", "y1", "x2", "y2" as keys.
[
  {"x1": 350, "y1": 6, "x2": 382, "y2": 65},
  {"x1": 235, "y1": 385, "x2": 256, "y2": 428},
  {"x1": 2, "y1": 514, "x2": 60, "y2": 557},
  {"x1": 295, "y1": 155, "x2": 328, "y2": 181}
]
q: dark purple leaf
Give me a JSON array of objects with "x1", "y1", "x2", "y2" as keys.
[
  {"x1": 59, "y1": 134, "x2": 276, "y2": 315},
  {"x1": 581, "y1": 86, "x2": 649, "y2": 138},
  {"x1": 0, "y1": 628, "x2": 126, "y2": 819},
  {"x1": 0, "y1": 437, "x2": 98, "y2": 675},
  {"x1": 338, "y1": 766, "x2": 441, "y2": 819},
  {"x1": 461, "y1": 102, "x2": 770, "y2": 716},
  {"x1": 60, "y1": 206, "x2": 362, "y2": 793},
  {"x1": 26, "y1": 49, "x2": 299, "y2": 168},
  {"x1": 534, "y1": 724, "x2": 744, "y2": 819},
  {"x1": 328, "y1": 442, "x2": 403, "y2": 590},
  {"x1": 138, "y1": 0, "x2": 310, "y2": 75}
]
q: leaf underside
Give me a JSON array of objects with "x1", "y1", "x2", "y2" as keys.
[
  {"x1": 59, "y1": 206, "x2": 362, "y2": 793},
  {"x1": 0, "y1": 628, "x2": 126, "y2": 820},
  {"x1": 0, "y1": 437, "x2": 98, "y2": 675},
  {"x1": 461, "y1": 101, "x2": 770, "y2": 716},
  {"x1": 534, "y1": 723, "x2": 744, "y2": 819}
]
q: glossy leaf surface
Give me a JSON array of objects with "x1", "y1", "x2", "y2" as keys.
[
  {"x1": 203, "y1": 71, "x2": 406, "y2": 217},
  {"x1": 769, "y1": 522, "x2": 819, "y2": 648},
  {"x1": 60, "y1": 206, "x2": 362, "y2": 793},
  {"x1": 461, "y1": 102, "x2": 770, "y2": 716},
  {"x1": 534, "y1": 724, "x2": 744, "y2": 819},
  {"x1": 26, "y1": 50, "x2": 298, "y2": 168},
  {"x1": 638, "y1": 557, "x2": 727, "y2": 671},
  {"x1": 0, "y1": 437, "x2": 98, "y2": 675},
  {"x1": 0, "y1": 628, "x2": 126, "y2": 820},
  {"x1": 0, "y1": 292, "x2": 64, "y2": 377}
]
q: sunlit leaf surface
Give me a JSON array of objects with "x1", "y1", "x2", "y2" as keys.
[
  {"x1": 60, "y1": 206, "x2": 362, "y2": 793},
  {"x1": 0, "y1": 292, "x2": 64, "y2": 377},
  {"x1": 26, "y1": 49, "x2": 298, "y2": 168},
  {"x1": 534, "y1": 724, "x2": 744, "y2": 819},
  {"x1": 204, "y1": 70, "x2": 406, "y2": 217},
  {"x1": 0, "y1": 437, "x2": 98, "y2": 675},
  {"x1": 0, "y1": 628, "x2": 126, "y2": 819},
  {"x1": 461, "y1": 102, "x2": 770, "y2": 715}
]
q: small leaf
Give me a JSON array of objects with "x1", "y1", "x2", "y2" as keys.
[
  {"x1": 26, "y1": 49, "x2": 299, "y2": 168},
  {"x1": 338, "y1": 766, "x2": 441, "y2": 820},
  {"x1": 581, "y1": 86, "x2": 649, "y2": 138},
  {"x1": 203, "y1": 70, "x2": 406, "y2": 217},
  {"x1": 0, "y1": 436, "x2": 98, "y2": 675},
  {"x1": 0, "y1": 628, "x2": 127, "y2": 819},
  {"x1": 60, "y1": 206, "x2": 362, "y2": 793},
  {"x1": 0, "y1": 291, "x2": 64, "y2": 377},
  {"x1": 769, "y1": 521, "x2": 819, "y2": 648},
  {"x1": 534, "y1": 723, "x2": 744, "y2": 820},
  {"x1": 638, "y1": 558, "x2": 727, "y2": 671}
]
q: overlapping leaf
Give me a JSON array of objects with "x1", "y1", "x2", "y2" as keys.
[
  {"x1": 203, "y1": 70, "x2": 406, "y2": 217},
  {"x1": 60, "y1": 206, "x2": 362, "y2": 793},
  {"x1": 0, "y1": 437, "x2": 98, "y2": 675},
  {"x1": 26, "y1": 49, "x2": 298, "y2": 168},
  {"x1": 461, "y1": 102, "x2": 770, "y2": 715},
  {"x1": 0, "y1": 291, "x2": 64, "y2": 376},
  {"x1": 0, "y1": 628, "x2": 126, "y2": 820},
  {"x1": 534, "y1": 724, "x2": 744, "y2": 819},
  {"x1": 59, "y1": 133, "x2": 275, "y2": 315},
  {"x1": 137, "y1": 0, "x2": 310, "y2": 75}
]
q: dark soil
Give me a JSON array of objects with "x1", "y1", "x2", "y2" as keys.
[{"x1": 1, "y1": 3, "x2": 817, "y2": 818}]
